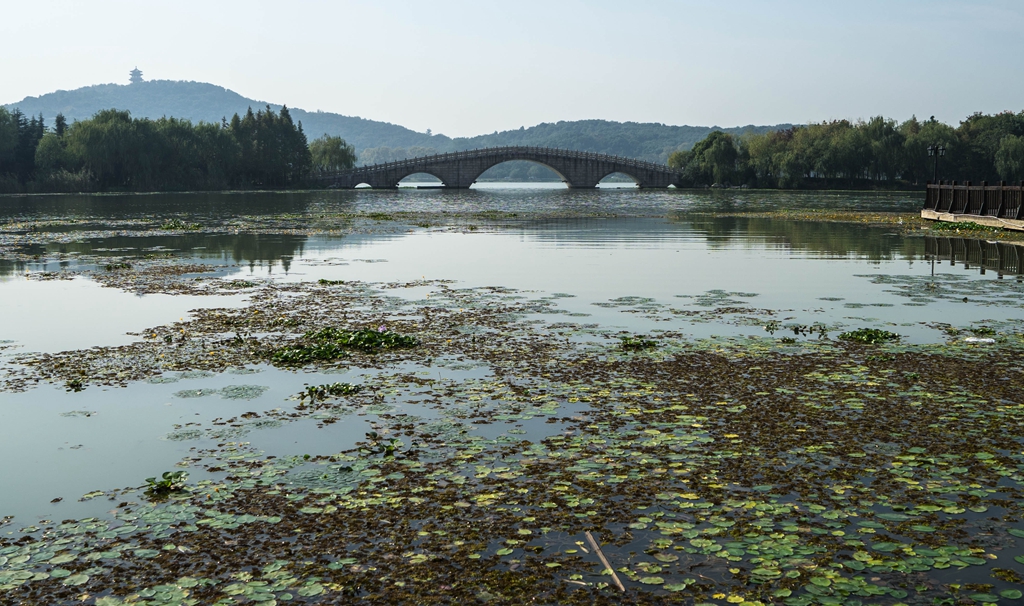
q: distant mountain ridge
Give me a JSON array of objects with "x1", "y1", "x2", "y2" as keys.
[{"x1": 3, "y1": 80, "x2": 793, "y2": 163}]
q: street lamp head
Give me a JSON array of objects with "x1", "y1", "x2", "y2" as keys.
[
  {"x1": 938, "y1": 146, "x2": 946, "y2": 156},
  {"x1": 927, "y1": 145, "x2": 936, "y2": 156}
]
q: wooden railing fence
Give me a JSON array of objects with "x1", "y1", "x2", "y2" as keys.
[{"x1": 924, "y1": 181, "x2": 1024, "y2": 220}]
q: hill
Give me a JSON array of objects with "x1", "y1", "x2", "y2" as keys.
[{"x1": 4, "y1": 79, "x2": 793, "y2": 163}]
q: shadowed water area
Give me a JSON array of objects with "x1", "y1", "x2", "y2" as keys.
[{"x1": 1, "y1": 187, "x2": 1023, "y2": 605}]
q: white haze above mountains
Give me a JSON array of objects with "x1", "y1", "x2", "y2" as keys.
[{"x1": 3, "y1": 80, "x2": 792, "y2": 164}]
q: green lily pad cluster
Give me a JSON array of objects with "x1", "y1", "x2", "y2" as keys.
[{"x1": 144, "y1": 471, "x2": 189, "y2": 499}]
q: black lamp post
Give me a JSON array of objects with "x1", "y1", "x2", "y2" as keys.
[{"x1": 927, "y1": 144, "x2": 946, "y2": 183}]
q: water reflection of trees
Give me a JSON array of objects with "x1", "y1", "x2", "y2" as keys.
[
  {"x1": 0, "y1": 191, "x2": 318, "y2": 222},
  {"x1": 677, "y1": 215, "x2": 924, "y2": 261},
  {"x1": 61, "y1": 234, "x2": 306, "y2": 270},
  {"x1": 0, "y1": 234, "x2": 309, "y2": 277}
]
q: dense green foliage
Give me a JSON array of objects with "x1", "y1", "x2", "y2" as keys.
[
  {"x1": 0, "y1": 105, "x2": 316, "y2": 192},
  {"x1": 309, "y1": 134, "x2": 357, "y2": 173},
  {"x1": 670, "y1": 113, "x2": 1024, "y2": 188}
]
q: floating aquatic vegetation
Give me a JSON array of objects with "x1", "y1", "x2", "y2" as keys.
[
  {"x1": 593, "y1": 296, "x2": 657, "y2": 308},
  {"x1": 179, "y1": 371, "x2": 215, "y2": 380},
  {"x1": 676, "y1": 289, "x2": 759, "y2": 307},
  {"x1": 58, "y1": 410, "x2": 95, "y2": 418},
  {"x1": 7, "y1": 263, "x2": 1024, "y2": 603},
  {"x1": 308, "y1": 327, "x2": 418, "y2": 351},
  {"x1": 838, "y1": 328, "x2": 901, "y2": 344},
  {"x1": 298, "y1": 382, "x2": 362, "y2": 403},
  {"x1": 172, "y1": 385, "x2": 267, "y2": 400},
  {"x1": 143, "y1": 471, "x2": 189, "y2": 499},
  {"x1": 218, "y1": 385, "x2": 269, "y2": 400},
  {"x1": 270, "y1": 327, "x2": 417, "y2": 366},
  {"x1": 780, "y1": 322, "x2": 831, "y2": 339},
  {"x1": 310, "y1": 327, "x2": 412, "y2": 353},
  {"x1": 159, "y1": 218, "x2": 201, "y2": 231},
  {"x1": 270, "y1": 342, "x2": 350, "y2": 365},
  {"x1": 363, "y1": 431, "x2": 402, "y2": 457},
  {"x1": 861, "y1": 273, "x2": 1024, "y2": 308},
  {"x1": 619, "y1": 335, "x2": 658, "y2": 351},
  {"x1": 227, "y1": 367, "x2": 261, "y2": 375},
  {"x1": 287, "y1": 464, "x2": 365, "y2": 490},
  {"x1": 930, "y1": 220, "x2": 998, "y2": 233},
  {"x1": 163, "y1": 429, "x2": 204, "y2": 441},
  {"x1": 172, "y1": 388, "x2": 218, "y2": 399},
  {"x1": 225, "y1": 279, "x2": 256, "y2": 289}
]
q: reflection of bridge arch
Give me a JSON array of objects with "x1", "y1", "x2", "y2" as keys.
[
  {"x1": 596, "y1": 170, "x2": 641, "y2": 185},
  {"x1": 313, "y1": 146, "x2": 682, "y2": 189},
  {"x1": 396, "y1": 171, "x2": 445, "y2": 185}
]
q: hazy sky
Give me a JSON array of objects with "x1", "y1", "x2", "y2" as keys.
[{"x1": 3, "y1": 0, "x2": 1023, "y2": 137}]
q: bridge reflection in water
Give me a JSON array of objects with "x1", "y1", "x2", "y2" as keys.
[{"x1": 926, "y1": 235, "x2": 1024, "y2": 278}]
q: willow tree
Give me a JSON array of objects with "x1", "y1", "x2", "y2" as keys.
[
  {"x1": 996, "y1": 135, "x2": 1024, "y2": 182},
  {"x1": 309, "y1": 134, "x2": 356, "y2": 172}
]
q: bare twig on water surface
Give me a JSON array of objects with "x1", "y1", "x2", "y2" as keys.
[{"x1": 585, "y1": 530, "x2": 625, "y2": 592}]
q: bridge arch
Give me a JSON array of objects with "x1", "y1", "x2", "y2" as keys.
[{"x1": 470, "y1": 158, "x2": 570, "y2": 187}]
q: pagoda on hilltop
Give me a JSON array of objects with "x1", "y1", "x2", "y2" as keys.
[{"x1": 129, "y1": 67, "x2": 144, "y2": 84}]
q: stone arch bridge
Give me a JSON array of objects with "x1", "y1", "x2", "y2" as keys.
[{"x1": 313, "y1": 146, "x2": 683, "y2": 189}]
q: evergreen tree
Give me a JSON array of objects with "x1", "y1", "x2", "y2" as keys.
[
  {"x1": 0, "y1": 108, "x2": 18, "y2": 176},
  {"x1": 54, "y1": 113, "x2": 67, "y2": 138}
]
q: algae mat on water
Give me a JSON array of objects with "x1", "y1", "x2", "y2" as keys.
[{"x1": 3, "y1": 277, "x2": 1024, "y2": 605}]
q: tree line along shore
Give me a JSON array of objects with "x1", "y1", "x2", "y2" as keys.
[
  {"x1": 1, "y1": 107, "x2": 1022, "y2": 193},
  {"x1": 0, "y1": 106, "x2": 354, "y2": 193},
  {"x1": 670, "y1": 113, "x2": 1024, "y2": 189}
]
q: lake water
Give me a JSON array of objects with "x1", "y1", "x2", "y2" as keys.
[{"x1": 2, "y1": 187, "x2": 1023, "y2": 603}]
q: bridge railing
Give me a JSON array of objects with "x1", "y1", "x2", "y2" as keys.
[{"x1": 313, "y1": 145, "x2": 678, "y2": 180}]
